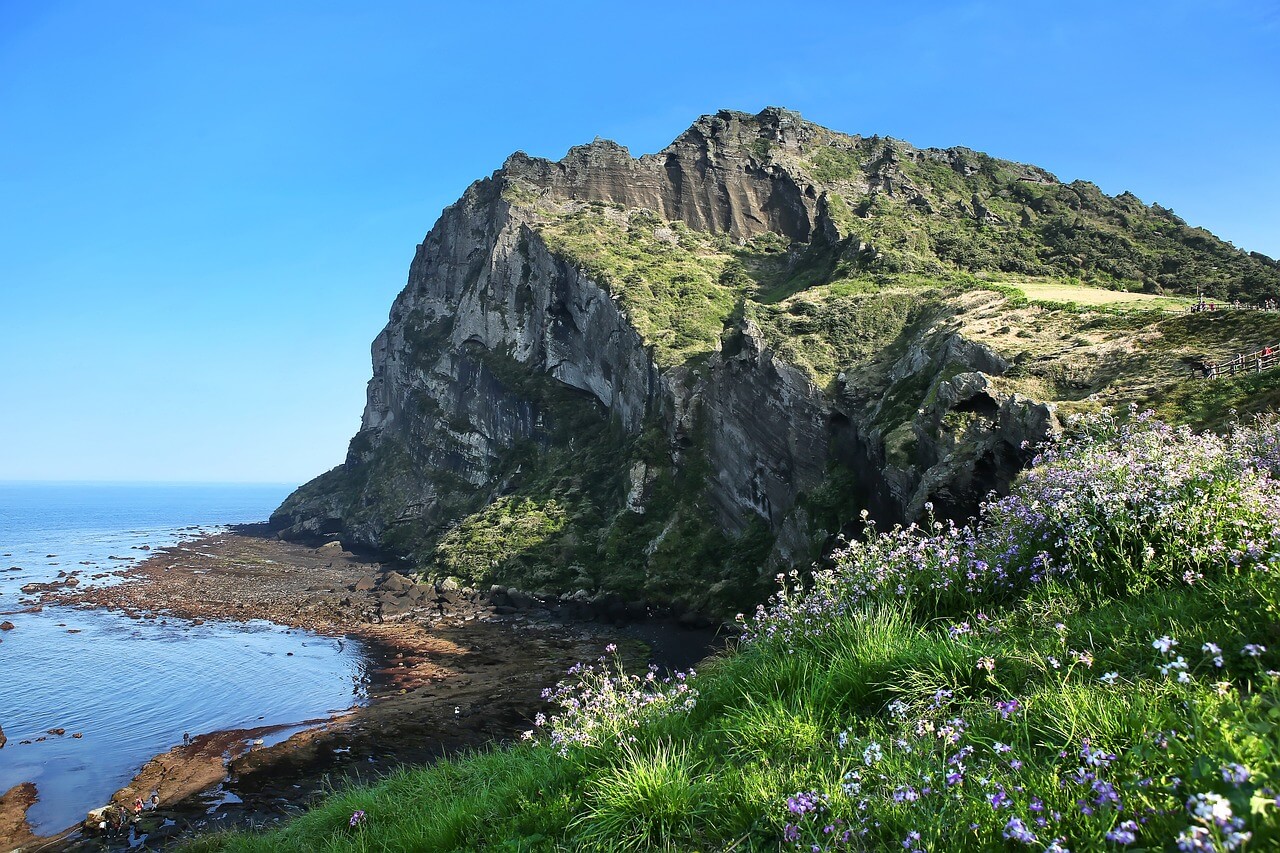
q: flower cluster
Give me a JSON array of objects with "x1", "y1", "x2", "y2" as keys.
[
  {"x1": 774, "y1": 677, "x2": 1279, "y2": 851},
  {"x1": 747, "y1": 412, "x2": 1280, "y2": 850},
  {"x1": 782, "y1": 790, "x2": 855, "y2": 851},
  {"x1": 522, "y1": 647, "x2": 697, "y2": 756}
]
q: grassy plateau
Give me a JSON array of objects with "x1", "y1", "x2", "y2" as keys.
[{"x1": 194, "y1": 410, "x2": 1280, "y2": 851}]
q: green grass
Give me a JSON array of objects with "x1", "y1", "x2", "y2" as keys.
[
  {"x1": 196, "y1": 574, "x2": 1280, "y2": 851},
  {"x1": 1013, "y1": 279, "x2": 1192, "y2": 310}
]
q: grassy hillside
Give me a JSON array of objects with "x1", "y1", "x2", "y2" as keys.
[
  {"x1": 763, "y1": 123, "x2": 1280, "y2": 301},
  {"x1": 194, "y1": 411, "x2": 1280, "y2": 851}
]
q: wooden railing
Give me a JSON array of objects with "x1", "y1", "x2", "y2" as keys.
[
  {"x1": 1188, "y1": 300, "x2": 1280, "y2": 313},
  {"x1": 1200, "y1": 344, "x2": 1280, "y2": 379}
]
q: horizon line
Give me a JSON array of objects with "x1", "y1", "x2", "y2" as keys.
[{"x1": 0, "y1": 479, "x2": 300, "y2": 487}]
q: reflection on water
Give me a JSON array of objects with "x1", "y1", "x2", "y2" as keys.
[{"x1": 0, "y1": 484, "x2": 371, "y2": 835}]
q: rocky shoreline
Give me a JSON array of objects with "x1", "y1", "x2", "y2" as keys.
[{"x1": 7, "y1": 527, "x2": 721, "y2": 851}]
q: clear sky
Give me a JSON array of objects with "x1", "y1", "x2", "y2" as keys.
[{"x1": 1, "y1": 0, "x2": 1277, "y2": 485}]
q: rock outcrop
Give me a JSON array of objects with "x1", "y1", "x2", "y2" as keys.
[{"x1": 273, "y1": 108, "x2": 1269, "y2": 614}]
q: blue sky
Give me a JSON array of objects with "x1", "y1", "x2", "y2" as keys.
[{"x1": 1, "y1": 0, "x2": 1277, "y2": 484}]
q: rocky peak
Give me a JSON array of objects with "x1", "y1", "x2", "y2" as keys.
[
  {"x1": 497, "y1": 108, "x2": 824, "y2": 241},
  {"x1": 272, "y1": 108, "x2": 1280, "y2": 617}
]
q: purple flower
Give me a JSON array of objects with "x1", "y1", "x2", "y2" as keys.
[
  {"x1": 1222, "y1": 763, "x2": 1250, "y2": 785},
  {"x1": 995, "y1": 698, "x2": 1021, "y2": 719},
  {"x1": 349, "y1": 810, "x2": 366, "y2": 828},
  {"x1": 1106, "y1": 820, "x2": 1139, "y2": 844},
  {"x1": 787, "y1": 791, "x2": 825, "y2": 816},
  {"x1": 1003, "y1": 816, "x2": 1037, "y2": 844}
]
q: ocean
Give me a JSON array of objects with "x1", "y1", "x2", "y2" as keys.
[{"x1": 0, "y1": 483, "x2": 370, "y2": 837}]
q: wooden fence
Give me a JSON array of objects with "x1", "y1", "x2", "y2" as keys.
[{"x1": 1200, "y1": 344, "x2": 1280, "y2": 379}]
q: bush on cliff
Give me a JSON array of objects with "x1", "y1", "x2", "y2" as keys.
[{"x1": 195, "y1": 411, "x2": 1280, "y2": 852}]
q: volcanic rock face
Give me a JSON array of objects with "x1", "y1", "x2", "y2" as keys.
[
  {"x1": 273, "y1": 107, "x2": 1270, "y2": 613},
  {"x1": 504, "y1": 110, "x2": 820, "y2": 242}
]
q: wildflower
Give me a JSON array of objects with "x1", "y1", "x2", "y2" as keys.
[
  {"x1": 604, "y1": 643, "x2": 617, "y2": 653},
  {"x1": 976, "y1": 656, "x2": 995, "y2": 672},
  {"x1": 1243, "y1": 643, "x2": 1267, "y2": 657},
  {"x1": 1187, "y1": 792, "x2": 1232, "y2": 826},
  {"x1": 1002, "y1": 816, "x2": 1037, "y2": 844},
  {"x1": 1203, "y1": 642, "x2": 1225, "y2": 667},
  {"x1": 1080, "y1": 740, "x2": 1117, "y2": 768},
  {"x1": 837, "y1": 729, "x2": 850, "y2": 750},
  {"x1": 1072, "y1": 650, "x2": 1094, "y2": 668},
  {"x1": 349, "y1": 810, "x2": 366, "y2": 828},
  {"x1": 1153, "y1": 636, "x2": 1178, "y2": 655},
  {"x1": 787, "y1": 791, "x2": 825, "y2": 816},
  {"x1": 1106, "y1": 820, "x2": 1138, "y2": 844},
  {"x1": 994, "y1": 698, "x2": 1020, "y2": 719},
  {"x1": 993, "y1": 742, "x2": 1013, "y2": 754},
  {"x1": 1100, "y1": 671, "x2": 1120, "y2": 684},
  {"x1": 1224, "y1": 829, "x2": 1253, "y2": 850},
  {"x1": 1176, "y1": 826, "x2": 1214, "y2": 852},
  {"x1": 1222, "y1": 763, "x2": 1250, "y2": 785},
  {"x1": 863, "y1": 742, "x2": 884, "y2": 766}
]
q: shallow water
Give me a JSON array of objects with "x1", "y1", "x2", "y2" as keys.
[{"x1": 0, "y1": 483, "x2": 370, "y2": 836}]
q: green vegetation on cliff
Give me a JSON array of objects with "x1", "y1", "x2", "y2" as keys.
[{"x1": 768, "y1": 127, "x2": 1280, "y2": 300}]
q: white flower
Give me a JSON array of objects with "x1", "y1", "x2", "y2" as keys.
[
  {"x1": 1153, "y1": 635, "x2": 1178, "y2": 655},
  {"x1": 1187, "y1": 792, "x2": 1232, "y2": 825},
  {"x1": 1100, "y1": 671, "x2": 1120, "y2": 684}
]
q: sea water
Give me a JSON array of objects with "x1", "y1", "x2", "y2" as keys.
[{"x1": 0, "y1": 483, "x2": 369, "y2": 836}]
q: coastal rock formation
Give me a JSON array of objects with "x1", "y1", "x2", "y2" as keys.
[{"x1": 273, "y1": 108, "x2": 1279, "y2": 614}]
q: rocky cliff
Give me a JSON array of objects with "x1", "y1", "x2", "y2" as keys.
[{"x1": 273, "y1": 108, "x2": 1280, "y2": 615}]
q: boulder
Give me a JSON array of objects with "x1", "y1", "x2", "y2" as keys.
[
  {"x1": 379, "y1": 597, "x2": 415, "y2": 621},
  {"x1": 506, "y1": 588, "x2": 536, "y2": 610},
  {"x1": 379, "y1": 571, "x2": 415, "y2": 593},
  {"x1": 0, "y1": 621, "x2": 13, "y2": 631}
]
